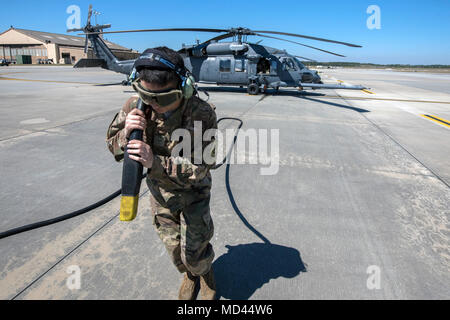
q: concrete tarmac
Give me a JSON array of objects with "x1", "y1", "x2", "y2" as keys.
[{"x1": 0, "y1": 66, "x2": 448, "y2": 299}]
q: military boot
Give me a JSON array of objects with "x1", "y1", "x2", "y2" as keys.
[
  {"x1": 178, "y1": 271, "x2": 199, "y2": 300},
  {"x1": 199, "y1": 268, "x2": 216, "y2": 300}
]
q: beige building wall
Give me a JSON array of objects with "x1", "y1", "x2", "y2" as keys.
[
  {"x1": 0, "y1": 29, "x2": 47, "y2": 63},
  {"x1": 1, "y1": 44, "x2": 48, "y2": 62},
  {"x1": 0, "y1": 29, "x2": 139, "y2": 64},
  {"x1": 58, "y1": 46, "x2": 86, "y2": 64},
  {"x1": 0, "y1": 29, "x2": 42, "y2": 46},
  {"x1": 46, "y1": 43, "x2": 59, "y2": 63}
]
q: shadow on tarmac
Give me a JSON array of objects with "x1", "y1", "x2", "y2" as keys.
[
  {"x1": 298, "y1": 95, "x2": 370, "y2": 113},
  {"x1": 198, "y1": 86, "x2": 370, "y2": 112},
  {"x1": 213, "y1": 162, "x2": 307, "y2": 300},
  {"x1": 213, "y1": 242, "x2": 307, "y2": 300},
  {"x1": 198, "y1": 86, "x2": 325, "y2": 97}
]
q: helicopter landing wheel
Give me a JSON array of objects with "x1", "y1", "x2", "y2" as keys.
[{"x1": 247, "y1": 83, "x2": 259, "y2": 95}]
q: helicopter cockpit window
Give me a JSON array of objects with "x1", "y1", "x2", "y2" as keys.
[
  {"x1": 219, "y1": 59, "x2": 231, "y2": 72},
  {"x1": 270, "y1": 60, "x2": 277, "y2": 74},
  {"x1": 294, "y1": 58, "x2": 305, "y2": 69},
  {"x1": 283, "y1": 58, "x2": 297, "y2": 71}
]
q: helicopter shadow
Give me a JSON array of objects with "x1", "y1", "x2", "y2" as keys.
[
  {"x1": 198, "y1": 86, "x2": 248, "y2": 94},
  {"x1": 199, "y1": 86, "x2": 369, "y2": 113},
  {"x1": 213, "y1": 162, "x2": 307, "y2": 300},
  {"x1": 260, "y1": 89, "x2": 370, "y2": 113},
  {"x1": 93, "y1": 82, "x2": 124, "y2": 87},
  {"x1": 298, "y1": 95, "x2": 370, "y2": 113}
]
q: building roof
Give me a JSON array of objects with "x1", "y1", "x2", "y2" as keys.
[{"x1": 2, "y1": 28, "x2": 132, "y2": 52}]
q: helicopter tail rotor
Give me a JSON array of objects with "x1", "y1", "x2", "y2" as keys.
[{"x1": 67, "y1": 4, "x2": 112, "y2": 54}]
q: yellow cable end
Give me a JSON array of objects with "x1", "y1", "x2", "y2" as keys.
[{"x1": 120, "y1": 195, "x2": 139, "y2": 221}]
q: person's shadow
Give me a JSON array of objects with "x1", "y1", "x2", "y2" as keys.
[
  {"x1": 213, "y1": 242, "x2": 306, "y2": 300},
  {"x1": 212, "y1": 156, "x2": 307, "y2": 300}
]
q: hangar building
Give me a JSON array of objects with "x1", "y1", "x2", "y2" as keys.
[{"x1": 0, "y1": 27, "x2": 139, "y2": 64}]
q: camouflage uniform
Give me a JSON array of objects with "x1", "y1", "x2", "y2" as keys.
[{"x1": 106, "y1": 95, "x2": 217, "y2": 276}]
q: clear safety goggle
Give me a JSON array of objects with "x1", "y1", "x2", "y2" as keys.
[{"x1": 132, "y1": 79, "x2": 183, "y2": 107}]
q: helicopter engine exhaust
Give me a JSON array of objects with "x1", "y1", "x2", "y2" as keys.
[{"x1": 206, "y1": 43, "x2": 249, "y2": 55}]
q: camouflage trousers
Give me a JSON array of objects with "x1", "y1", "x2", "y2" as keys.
[{"x1": 149, "y1": 191, "x2": 215, "y2": 277}]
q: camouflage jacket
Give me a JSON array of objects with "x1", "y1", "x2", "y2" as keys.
[{"x1": 106, "y1": 95, "x2": 217, "y2": 208}]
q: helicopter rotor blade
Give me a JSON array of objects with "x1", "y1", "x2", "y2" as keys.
[
  {"x1": 253, "y1": 30, "x2": 362, "y2": 48},
  {"x1": 81, "y1": 27, "x2": 229, "y2": 35},
  {"x1": 254, "y1": 33, "x2": 346, "y2": 57},
  {"x1": 67, "y1": 28, "x2": 84, "y2": 32},
  {"x1": 86, "y1": 4, "x2": 93, "y2": 26},
  {"x1": 74, "y1": 24, "x2": 359, "y2": 57},
  {"x1": 199, "y1": 32, "x2": 234, "y2": 46},
  {"x1": 83, "y1": 5, "x2": 92, "y2": 54},
  {"x1": 294, "y1": 55, "x2": 316, "y2": 62}
]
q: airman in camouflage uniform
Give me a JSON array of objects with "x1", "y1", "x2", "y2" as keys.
[{"x1": 106, "y1": 47, "x2": 217, "y2": 300}]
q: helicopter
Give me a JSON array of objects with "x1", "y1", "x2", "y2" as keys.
[{"x1": 69, "y1": 5, "x2": 366, "y2": 94}]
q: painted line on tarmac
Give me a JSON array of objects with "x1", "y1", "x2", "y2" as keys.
[
  {"x1": 318, "y1": 95, "x2": 450, "y2": 104},
  {"x1": 0, "y1": 75, "x2": 105, "y2": 85},
  {"x1": 421, "y1": 114, "x2": 450, "y2": 128},
  {"x1": 0, "y1": 72, "x2": 30, "y2": 75},
  {"x1": 337, "y1": 79, "x2": 374, "y2": 94}
]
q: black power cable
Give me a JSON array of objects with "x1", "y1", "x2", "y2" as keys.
[
  {"x1": 0, "y1": 117, "x2": 242, "y2": 240},
  {"x1": 213, "y1": 117, "x2": 243, "y2": 169},
  {"x1": 0, "y1": 175, "x2": 145, "y2": 240}
]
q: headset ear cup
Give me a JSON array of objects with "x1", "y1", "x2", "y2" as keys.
[
  {"x1": 131, "y1": 80, "x2": 139, "y2": 92},
  {"x1": 182, "y1": 75, "x2": 195, "y2": 99}
]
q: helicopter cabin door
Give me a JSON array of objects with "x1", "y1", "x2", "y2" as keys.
[
  {"x1": 233, "y1": 58, "x2": 248, "y2": 84},
  {"x1": 219, "y1": 58, "x2": 232, "y2": 84},
  {"x1": 218, "y1": 57, "x2": 247, "y2": 84}
]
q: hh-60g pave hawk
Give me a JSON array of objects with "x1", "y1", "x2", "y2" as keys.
[{"x1": 69, "y1": 5, "x2": 366, "y2": 94}]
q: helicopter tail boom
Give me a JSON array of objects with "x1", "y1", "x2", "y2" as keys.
[{"x1": 73, "y1": 58, "x2": 106, "y2": 68}]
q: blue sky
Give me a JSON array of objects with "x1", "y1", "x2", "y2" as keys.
[{"x1": 1, "y1": 0, "x2": 449, "y2": 64}]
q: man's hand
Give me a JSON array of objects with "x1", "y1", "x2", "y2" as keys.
[
  {"x1": 127, "y1": 140, "x2": 154, "y2": 168},
  {"x1": 124, "y1": 108, "x2": 147, "y2": 138}
]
